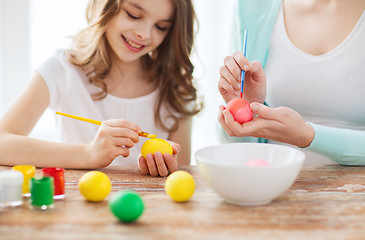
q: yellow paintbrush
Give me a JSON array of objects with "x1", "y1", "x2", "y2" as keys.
[{"x1": 56, "y1": 111, "x2": 157, "y2": 139}]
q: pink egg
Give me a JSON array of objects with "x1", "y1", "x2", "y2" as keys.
[
  {"x1": 226, "y1": 98, "x2": 253, "y2": 124},
  {"x1": 246, "y1": 159, "x2": 270, "y2": 167}
]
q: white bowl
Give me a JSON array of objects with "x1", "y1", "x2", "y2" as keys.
[{"x1": 195, "y1": 143, "x2": 305, "y2": 206}]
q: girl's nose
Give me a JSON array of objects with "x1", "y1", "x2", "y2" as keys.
[{"x1": 135, "y1": 23, "x2": 152, "y2": 40}]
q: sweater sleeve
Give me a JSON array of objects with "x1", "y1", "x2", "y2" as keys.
[
  {"x1": 306, "y1": 123, "x2": 365, "y2": 165},
  {"x1": 237, "y1": 0, "x2": 281, "y2": 67}
]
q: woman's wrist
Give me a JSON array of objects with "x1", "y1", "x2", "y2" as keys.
[{"x1": 298, "y1": 123, "x2": 315, "y2": 148}]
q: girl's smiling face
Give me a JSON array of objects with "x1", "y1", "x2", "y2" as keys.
[{"x1": 105, "y1": 0, "x2": 174, "y2": 63}]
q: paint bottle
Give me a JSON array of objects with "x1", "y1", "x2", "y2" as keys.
[
  {"x1": 30, "y1": 176, "x2": 54, "y2": 210},
  {"x1": 12, "y1": 165, "x2": 36, "y2": 197},
  {"x1": 42, "y1": 167, "x2": 65, "y2": 199},
  {"x1": 0, "y1": 170, "x2": 24, "y2": 207}
]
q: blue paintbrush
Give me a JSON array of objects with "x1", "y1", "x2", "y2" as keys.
[{"x1": 240, "y1": 29, "x2": 248, "y2": 99}]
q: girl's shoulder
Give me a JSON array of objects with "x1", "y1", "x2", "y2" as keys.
[
  {"x1": 35, "y1": 49, "x2": 87, "y2": 92},
  {"x1": 37, "y1": 49, "x2": 77, "y2": 73}
]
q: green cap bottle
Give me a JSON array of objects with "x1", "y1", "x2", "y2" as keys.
[{"x1": 30, "y1": 176, "x2": 54, "y2": 210}]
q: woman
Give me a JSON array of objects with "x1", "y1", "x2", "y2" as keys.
[{"x1": 218, "y1": 0, "x2": 365, "y2": 165}]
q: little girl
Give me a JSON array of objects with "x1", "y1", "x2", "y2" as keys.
[{"x1": 0, "y1": 0, "x2": 202, "y2": 176}]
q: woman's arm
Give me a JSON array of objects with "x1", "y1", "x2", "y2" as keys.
[
  {"x1": 218, "y1": 102, "x2": 314, "y2": 147},
  {"x1": 307, "y1": 123, "x2": 365, "y2": 166},
  {"x1": 218, "y1": 101, "x2": 365, "y2": 165}
]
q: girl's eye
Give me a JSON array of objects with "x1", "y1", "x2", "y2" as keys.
[
  {"x1": 126, "y1": 11, "x2": 139, "y2": 19},
  {"x1": 155, "y1": 25, "x2": 169, "y2": 31}
]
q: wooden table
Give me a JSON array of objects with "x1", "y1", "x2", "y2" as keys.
[{"x1": 1, "y1": 165, "x2": 365, "y2": 239}]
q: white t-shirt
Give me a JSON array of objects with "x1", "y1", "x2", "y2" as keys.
[
  {"x1": 36, "y1": 50, "x2": 174, "y2": 166},
  {"x1": 264, "y1": 8, "x2": 365, "y2": 164}
]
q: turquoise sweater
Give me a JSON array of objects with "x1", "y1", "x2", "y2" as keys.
[{"x1": 232, "y1": 0, "x2": 365, "y2": 165}]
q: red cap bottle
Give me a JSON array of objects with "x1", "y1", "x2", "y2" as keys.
[{"x1": 42, "y1": 167, "x2": 65, "y2": 199}]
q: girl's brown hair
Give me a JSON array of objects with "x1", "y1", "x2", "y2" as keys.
[{"x1": 68, "y1": 0, "x2": 202, "y2": 132}]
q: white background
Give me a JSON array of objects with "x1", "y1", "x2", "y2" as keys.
[{"x1": 0, "y1": 0, "x2": 236, "y2": 163}]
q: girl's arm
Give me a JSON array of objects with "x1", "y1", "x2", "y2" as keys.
[
  {"x1": 0, "y1": 73, "x2": 87, "y2": 168},
  {"x1": 168, "y1": 116, "x2": 192, "y2": 165},
  {"x1": 0, "y1": 73, "x2": 140, "y2": 169}
]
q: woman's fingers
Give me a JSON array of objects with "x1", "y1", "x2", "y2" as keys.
[
  {"x1": 232, "y1": 51, "x2": 250, "y2": 73},
  {"x1": 250, "y1": 102, "x2": 282, "y2": 121},
  {"x1": 222, "y1": 56, "x2": 241, "y2": 88},
  {"x1": 248, "y1": 61, "x2": 264, "y2": 76},
  {"x1": 222, "y1": 108, "x2": 246, "y2": 135},
  {"x1": 218, "y1": 76, "x2": 239, "y2": 97},
  {"x1": 217, "y1": 105, "x2": 235, "y2": 136}
]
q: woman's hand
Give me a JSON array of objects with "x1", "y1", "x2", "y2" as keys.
[
  {"x1": 138, "y1": 141, "x2": 181, "y2": 177},
  {"x1": 218, "y1": 51, "x2": 266, "y2": 104},
  {"x1": 218, "y1": 102, "x2": 315, "y2": 148},
  {"x1": 85, "y1": 119, "x2": 141, "y2": 168}
]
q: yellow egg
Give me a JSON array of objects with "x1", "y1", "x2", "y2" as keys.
[
  {"x1": 78, "y1": 171, "x2": 111, "y2": 202},
  {"x1": 141, "y1": 138, "x2": 173, "y2": 158},
  {"x1": 165, "y1": 171, "x2": 195, "y2": 202}
]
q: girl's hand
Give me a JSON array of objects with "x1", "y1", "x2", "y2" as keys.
[
  {"x1": 218, "y1": 102, "x2": 315, "y2": 148},
  {"x1": 85, "y1": 119, "x2": 141, "y2": 168},
  {"x1": 218, "y1": 51, "x2": 267, "y2": 104},
  {"x1": 138, "y1": 141, "x2": 181, "y2": 177}
]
